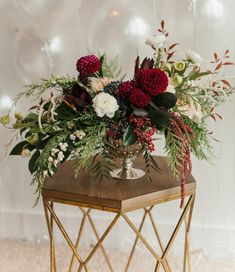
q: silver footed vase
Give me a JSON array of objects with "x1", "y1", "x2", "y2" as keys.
[{"x1": 109, "y1": 143, "x2": 145, "y2": 180}]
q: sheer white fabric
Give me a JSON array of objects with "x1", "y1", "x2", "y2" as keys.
[{"x1": 0, "y1": 0, "x2": 235, "y2": 270}]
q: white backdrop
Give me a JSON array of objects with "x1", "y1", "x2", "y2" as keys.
[{"x1": 0, "y1": 0, "x2": 235, "y2": 269}]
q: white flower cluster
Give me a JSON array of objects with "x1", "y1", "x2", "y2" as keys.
[
  {"x1": 186, "y1": 49, "x2": 203, "y2": 66},
  {"x1": 69, "y1": 130, "x2": 86, "y2": 141},
  {"x1": 92, "y1": 92, "x2": 119, "y2": 118},
  {"x1": 145, "y1": 34, "x2": 166, "y2": 49},
  {"x1": 44, "y1": 142, "x2": 69, "y2": 177}
]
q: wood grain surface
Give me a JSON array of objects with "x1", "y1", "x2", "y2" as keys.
[{"x1": 42, "y1": 156, "x2": 196, "y2": 211}]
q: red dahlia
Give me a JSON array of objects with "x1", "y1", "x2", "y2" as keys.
[
  {"x1": 119, "y1": 80, "x2": 136, "y2": 98},
  {"x1": 129, "y1": 88, "x2": 151, "y2": 108},
  {"x1": 137, "y1": 68, "x2": 168, "y2": 96},
  {"x1": 76, "y1": 55, "x2": 101, "y2": 76}
]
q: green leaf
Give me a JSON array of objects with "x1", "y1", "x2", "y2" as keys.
[
  {"x1": 25, "y1": 113, "x2": 38, "y2": 121},
  {"x1": 149, "y1": 108, "x2": 171, "y2": 130},
  {"x1": 188, "y1": 70, "x2": 212, "y2": 80},
  {"x1": 55, "y1": 102, "x2": 77, "y2": 117},
  {"x1": 98, "y1": 54, "x2": 105, "y2": 77},
  {"x1": 151, "y1": 92, "x2": 177, "y2": 110},
  {"x1": 122, "y1": 125, "x2": 137, "y2": 146},
  {"x1": 10, "y1": 141, "x2": 28, "y2": 155},
  {"x1": 29, "y1": 150, "x2": 40, "y2": 174}
]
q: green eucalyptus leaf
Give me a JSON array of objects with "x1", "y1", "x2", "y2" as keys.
[
  {"x1": 122, "y1": 125, "x2": 137, "y2": 146},
  {"x1": 189, "y1": 70, "x2": 212, "y2": 80},
  {"x1": 28, "y1": 150, "x2": 40, "y2": 174},
  {"x1": 151, "y1": 92, "x2": 177, "y2": 109},
  {"x1": 149, "y1": 108, "x2": 171, "y2": 130},
  {"x1": 10, "y1": 141, "x2": 29, "y2": 155}
]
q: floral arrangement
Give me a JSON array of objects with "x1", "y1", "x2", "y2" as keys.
[{"x1": 1, "y1": 21, "x2": 234, "y2": 207}]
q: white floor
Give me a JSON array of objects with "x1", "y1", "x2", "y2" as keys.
[{"x1": 0, "y1": 240, "x2": 234, "y2": 272}]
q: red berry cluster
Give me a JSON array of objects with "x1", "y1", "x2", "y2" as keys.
[
  {"x1": 76, "y1": 55, "x2": 100, "y2": 76},
  {"x1": 130, "y1": 116, "x2": 156, "y2": 152}
]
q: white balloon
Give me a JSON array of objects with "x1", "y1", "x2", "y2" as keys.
[
  {"x1": 13, "y1": 28, "x2": 65, "y2": 83},
  {"x1": 13, "y1": 0, "x2": 82, "y2": 35},
  {"x1": 80, "y1": 0, "x2": 156, "y2": 77}
]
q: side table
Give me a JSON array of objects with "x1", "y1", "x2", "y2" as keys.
[{"x1": 42, "y1": 156, "x2": 196, "y2": 272}]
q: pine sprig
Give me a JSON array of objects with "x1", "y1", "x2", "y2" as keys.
[
  {"x1": 143, "y1": 149, "x2": 161, "y2": 181},
  {"x1": 92, "y1": 153, "x2": 114, "y2": 182},
  {"x1": 11, "y1": 76, "x2": 78, "y2": 110},
  {"x1": 72, "y1": 123, "x2": 106, "y2": 177}
]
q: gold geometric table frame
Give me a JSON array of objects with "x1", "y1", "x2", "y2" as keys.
[{"x1": 42, "y1": 193, "x2": 195, "y2": 272}]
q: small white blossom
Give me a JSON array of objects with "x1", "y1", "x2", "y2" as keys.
[
  {"x1": 43, "y1": 170, "x2": 48, "y2": 178},
  {"x1": 59, "y1": 142, "x2": 68, "y2": 152},
  {"x1": 92, "y1": 92, "x2": 119, "y2": 118},
  {"x1": 49, "y1": 170, "x2": 54, "y2": 176},
  {"x1": 70, "y1": 134, "x2": 76, "y2": 141},
  {"x1": 21, "y1": 148, "x2": 31, "y2": 158},
  {"x1": 58, "y1": 151, "x2": 65, "y2": 162},
  {"x1": 178, "y1": 99, "x2": 203, "y2": 123},
  {"x1": 48, "y1": 156, "x2": 54, "y2": 163},
  {"x1": 170, "y1": 74, "x2": 183, "y2": 87},
  {"x1": 53, "y1": 159, "x2": 59, "y2": 166},
  {"x1": 145, "y1": 34, "x2": 166, "y2": 49},
  {"x1": 186, "y1": 49, "x2": 203, "y2": 65},
  {"x1": 75, "y1": 130, "x2": 86, "y2": 140}
]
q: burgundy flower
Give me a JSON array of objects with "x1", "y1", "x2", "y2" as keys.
[
  {"x1": 137, "y1": 68, "x2": 168, "y2": 96},
  {"x1": 119, "y1": 80, "x2": 136, "y2": 98},
  {"x1": 76, "y1": 55, "x2": 101, "y2": 76},
  {"x1": 129, "y1": 88, "x2": 151, "y2": 108},
  {"x1": 71, "y1": 83, "x2": 92, "y2": 105}
]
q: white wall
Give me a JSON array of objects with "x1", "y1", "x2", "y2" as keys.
[{"x1": 0, "y1": 0, "x2": 235, "y2": 265}]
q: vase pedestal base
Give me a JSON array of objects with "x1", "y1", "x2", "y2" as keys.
[{"x1": 110, "y1": 168, "x2": 145, "y2": 180}]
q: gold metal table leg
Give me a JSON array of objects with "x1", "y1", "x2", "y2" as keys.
[
  {"x1": 43, "y1": 193, "x2": 195, "y2": 272},
  {"x1": 44, "y1": 200, "x2": 85, "y2": 268},
  {"x1": 69, "y1": 211, "x2": 87, "y2": 272},
  {"x1": 125, "y1": 208, "x2": 149, "y2": 271},
  {"x1": 43, "y1": 200, "x2": 57, "y2": 272},
  {"x1": 85, "y1": 209, "x2": 114, "y2": 272}
]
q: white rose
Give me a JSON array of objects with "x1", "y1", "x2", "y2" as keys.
[
  {"x1": 92, "y1": 92, "x2": 119, "y2": 118},
  {"x1": 145, "y1": 34, "x2": 166, "y2": 49},
  {"x1": 186, "y1": 49, "x2": 203, "y2": 65}
]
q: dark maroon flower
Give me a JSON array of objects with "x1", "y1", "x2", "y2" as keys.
[
  {"x1": 119, "y1": 80, "x2": 136, "y2": 98},
  {"x1": 76, "y1": 55, "x2": 101, "y2": 76},
  {"x1": 129, "y1": 88, "x2": 151, "y2": 108},
  {"x1": 71, "y1": 83, "x2": 92, "y2": 105},
  {"x1": 137, "y1": 68, "x2": 168, "y2": 96}
]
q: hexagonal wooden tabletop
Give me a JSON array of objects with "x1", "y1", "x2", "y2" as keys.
[{"x1": 42, "y1": 156, "x2": 196, "y2": 211}]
